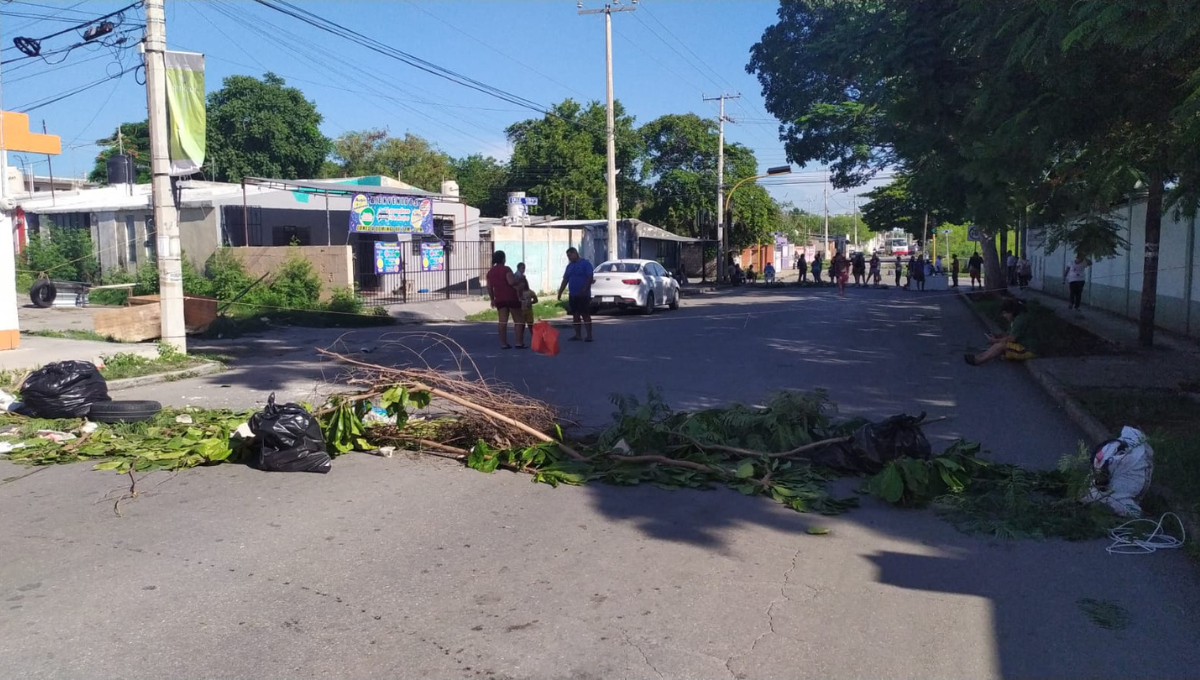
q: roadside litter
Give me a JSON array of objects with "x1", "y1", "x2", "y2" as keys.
[
  {"x1": 1083, "y1": 426, "x2": 1154, "y2": 517},
  {"x1": 18, "y1": 360, "x2": 110, "y2": 419},
  {"x1": 247, "y1": 393, "x2": 331, "y2": 473}
]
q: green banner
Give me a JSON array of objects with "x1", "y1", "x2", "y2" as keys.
[{"x1": 164, "y1": 51, "x2": 205, "y2": 177}]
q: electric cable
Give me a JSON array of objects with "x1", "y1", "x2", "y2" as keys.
[{"x1": 1106, "y1": 513, "x2": 1186, "y2": 555}]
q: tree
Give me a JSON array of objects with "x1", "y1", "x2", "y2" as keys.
[
  {"x1": 639, "y1": 113, "x2": 780, "y2": 245},
  {"x1": 506, "y1": 99, "x2": 644, "y2": 220},
  {"x1": 747, "y1": 1, "x2": 1024, "y2": 288},
  {"x1": 451, "y1": 154, "x2": 509, "y2": 217},
  {"x1": 88, "y1": 121, "x2": 150, "y2": 185},
  {"x1": 330, "y1": 129, "x2": 454, "y2": 192},
  {"x1": 206, "y1": 73, "x2": 330, "y2": 182}
]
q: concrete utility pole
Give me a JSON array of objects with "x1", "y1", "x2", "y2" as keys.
[
  {"x1": 852, "y1": 193, "x2": 858, "y2": 249},
  {"x1": 704, "y1": 93, "x2": 738, "y2": 282},
  {"x1": 579, "y1": 1, "x2": 636, "y2": 263},
  {"x1": 823, "y1": 173, "x2": 830, "y2": 258},
  {"x1": 143, "y1": 0, "x2": 186, "y2": 352}
]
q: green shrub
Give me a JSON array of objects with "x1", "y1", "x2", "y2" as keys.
[
  {"x1": 202, "y1": 248, "x2": 255, "y2": 303},
  {"x1": 326, "y1": 286, "x2": 363, "y2": 315},
  {"x1": 254, "y1": 248, "x2": 322, "y2": 312},
  {"x1": 21, "y1": 223, "x2": 100, "y2": 283}
]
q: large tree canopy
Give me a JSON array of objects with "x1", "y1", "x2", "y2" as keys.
[
  {"x1": 206, "y1": 73, "x2": 330, "y2": 183},
  {"x1": 505, "y1": 99, "x2": 644, "y2": 220},
  {"x1": 639, "y1": 112, "x2": 778, "y2": 245},
  {"x1": 330, "y1": 130, "x2": 454, "y2": 192},
  {"x1": 451, "y1": 154, "x2": 510, "y2": 218}
]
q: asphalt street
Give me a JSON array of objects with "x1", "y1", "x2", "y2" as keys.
[{"x1": 3, "y1": 287, "x2": 1198, "y2": 679}]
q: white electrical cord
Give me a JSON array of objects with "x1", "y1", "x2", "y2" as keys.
[{"x1": 1106, "y1": 513, "x2": 1187, "y2": 555}]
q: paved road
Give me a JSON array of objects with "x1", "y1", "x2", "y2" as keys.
[{"x1": 3, "y1": 288, "x2": 1198, "y2": 679}]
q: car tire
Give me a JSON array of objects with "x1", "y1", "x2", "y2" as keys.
[
  {"x1": 668, "y1": 289, "x2": 680, "y2": 310},
  {"x1": 30, "y1": 279, "x2": 56, "y2": 308},
  {"x1": 642, "y1": 293, "x2": 655, "y2": 315},
  {"x1": 88, "y1": 400, "x2": 163, "y2": 424}
]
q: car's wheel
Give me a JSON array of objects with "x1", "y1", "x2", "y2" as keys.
[
  {"x1": 88, "y1": 400, "x2": 163, "y2": 424},
  {"x1": 642, "y1": 293, "x2": 655, "y2": 315},
  {"x1": 30, "y1": 279, "x2": 56, "y2": 308},
  {"x1": 590, "y1": 304, "x2": 600, "y2": 316},
  {"x1": 668, "y1": 288, "x2": 680, "y2": 310}
]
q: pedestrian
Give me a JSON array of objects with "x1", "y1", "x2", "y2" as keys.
[
  {"x1": 832, "y1": 250, "x2": 849, "y2": 297},
  {"x1": 486, "y1": 250, "x2": 525, "y2": 350},
  {"x1": 950, "y1": 254, "x2": 960, "y2": 288},
  {"x1": 934, "y1": 254, "x2": 944, "y2": 275},
  {"x1": 968, "y1": 251, "x2": 983, "y2": 288},
  {"x1": 764, "y1": 261, "x2": 776, "y2": 284},
  {"x1": 869, "y1": 252, "x2": 881, "y2": 286},
  {"x1": 812, "y1": 253, "x2": 823, "y2": 284},
  {"x1": 965, "y1": 298, "x2": 1038, "y2": 365},
  {"x1": 515, "y1": 262, "x2": 538, "y2": 328},
  {"x1": 1006, "y1": 250, "x2": 1017, "y2": 286},
  {"x1": 746, "y1": 263, "x2": 758, "y2": 284},
  {"x1": 906, "y1": 254, "x2": 917, "y2": 290},
  {"x1": 913, "y1": 255, "x2": 927, "y2": 291},
  {"x1": 1017, "y1": 255, "x2": 1032, "y2": 289},
  {"x1": 556, "y1": 247, "x2": 595, "y2": 342},
  {"x1": 1063, "y1": 252, "x2": 1092, "y2": 311},
  {"x1": 851, "y1": 251, "x2": 866, "y2": 287},
  {"x1": 893, "y1": 254, "x2": 903, "y2": 288},
  {"x1": 797, "y1": 253, "x2": 808, "y2": 283}
]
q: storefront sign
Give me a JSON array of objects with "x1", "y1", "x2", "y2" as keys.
[
  {"x1": 350, "y1": 193, "x2": 434, "y2": 234},
  {"x1": 420, "y1": 242, "x2": 445, "y2": 272},
  {"x1": 374, "y1": 241, "x2": 402, "y2": 274}
]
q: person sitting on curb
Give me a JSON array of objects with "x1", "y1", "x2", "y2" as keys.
[{"x1": 964, "y1": 298, "x2": 1038, "y2": 366}]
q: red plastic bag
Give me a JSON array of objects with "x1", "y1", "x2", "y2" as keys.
[{"x1": 531, "y1": 320, "x2": 560, "y2": 356}]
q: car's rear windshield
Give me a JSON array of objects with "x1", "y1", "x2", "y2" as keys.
[{"x1": 596, "y1": 262, "x2": 642, "y2": 273}]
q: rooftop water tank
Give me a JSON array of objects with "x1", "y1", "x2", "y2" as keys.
[{"x1": 106, "y1": 154, "x2": 135, "y2": 185}]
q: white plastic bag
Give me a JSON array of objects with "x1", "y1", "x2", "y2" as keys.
[{"x1": 1083, "y1": 426, "x2": 1154, "y2": 517}]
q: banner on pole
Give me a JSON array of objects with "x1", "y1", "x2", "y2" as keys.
[
  {"x1": 350, "y1": 193, "x2": 434, "y2": 234},
  {"x1": 374, "y1": 241, "x2": 402, "y2": 274},
  {"x1": 164, "y1": 51, "x2": 206, "y2": 177}
]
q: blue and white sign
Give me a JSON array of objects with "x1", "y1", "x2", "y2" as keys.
[
  {"x1": 350, "y1": 193, "x2": 434, "y2": 235},
  {"x1": 507, "y1": 196, "x2": 539, "y2": 206}
]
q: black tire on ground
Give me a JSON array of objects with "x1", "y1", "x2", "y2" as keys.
[
  {"x1": 643, "y1": 293, "x2": 655, "y2": 315},
  {"x1": 29, "y1": 279, "x2": 56, "y2": 308},
  {"x1": 668, "y1": 289, "x2": 680, "y2": 310},
  {"x1": 88, "y1": 400, "x2": 163, "y2": 424}
]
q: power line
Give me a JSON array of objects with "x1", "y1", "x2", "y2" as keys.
[
  {"x1": 13, "y1": 65, "x2": 137, "y2": 113},
  {"x1": 252, "y1": 0, "x2": 551, "y2": 114}
]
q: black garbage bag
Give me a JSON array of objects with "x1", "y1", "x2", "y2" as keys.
[
  {"x1": 18, "y1": 360, "x2": 111, "y2": 419},
  {"x1": 804, "y1": 413, "x2": 931, "y2": 475},
  {"x1": 247, "y1": 393, "x2": 331, "y2": 473}
]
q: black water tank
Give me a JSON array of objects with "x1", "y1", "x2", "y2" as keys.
[{"x1": 106, "y1": 154, "x2": 134, "y2": 184}]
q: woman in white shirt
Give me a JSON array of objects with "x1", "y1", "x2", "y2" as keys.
[{"x1": 1063, "y1": 254, "x2": 1092, "y2": 310}]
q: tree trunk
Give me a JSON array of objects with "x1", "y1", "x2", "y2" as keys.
[
  {"x1": 999, "y1": 228, "x2": 1009, "y2": 275},
  {"x1": 979, "y1": 231, "x2": 1006, "y2": 292},
  {"x1": 1138, "y1": 173, "x2": 1164, "y2": 347}
]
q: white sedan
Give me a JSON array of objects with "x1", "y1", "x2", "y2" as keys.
[{"x1": 590, "y1": 259, "x2": 681, "y2": 314}]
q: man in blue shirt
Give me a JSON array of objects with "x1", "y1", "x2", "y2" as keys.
[{"x1": 556, "y1": 247, "x2": 595, "y2": 342}]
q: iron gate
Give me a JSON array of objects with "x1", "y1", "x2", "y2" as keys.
[{"x1": 356, "y1": 239, "x2": 493, "y2": 305}]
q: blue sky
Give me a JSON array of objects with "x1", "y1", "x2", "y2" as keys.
[{"x1": 1, "y1": 0, "x2": 875, "y2": 214}]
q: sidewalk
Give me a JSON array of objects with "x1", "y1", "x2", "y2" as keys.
[
  {"x1": 1017, "y1": 287, "x2": 1200, "y2": 395},
  {"x1": 0, "y1": 334, "x2": 159, "y2": 372}
]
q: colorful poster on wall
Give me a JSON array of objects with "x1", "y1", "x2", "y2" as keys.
[
  {"x1": 420, "y1": 243, "x2": 445, "y2": 272},
  {"x1": 374, "y1": 241, "x2": 402, "y2": 274},
  {"x1": 349, "y1": 193, "x2": 434, "y2": 234}
]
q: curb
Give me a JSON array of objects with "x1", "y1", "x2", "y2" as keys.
[
  {"x1": 955, "y1": 290, "x2": 1109, "y2": 444},
  {"x1": 107, "y1": 361, "x2": 225, "y2": 391}
]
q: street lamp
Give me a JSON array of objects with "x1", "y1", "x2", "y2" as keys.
[
  {"x1": 720, "y1": 166, "x2": 791, "y2": 278},
  {"x1": 725, "y1": 165, "x2": 791, "y2": 214}
]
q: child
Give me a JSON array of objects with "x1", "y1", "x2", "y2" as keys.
[{"x1": 515, "y1": 262, "x2": 538, "y2": 322}]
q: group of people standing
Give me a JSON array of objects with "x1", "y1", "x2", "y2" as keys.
[{"x1": 486, "y1": 247, "x2": 596, "y2": 349}]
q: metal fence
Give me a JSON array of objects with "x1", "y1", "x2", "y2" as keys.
[{"x1": 356, "y1": 239, "x2": 493, "y2": 305}]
